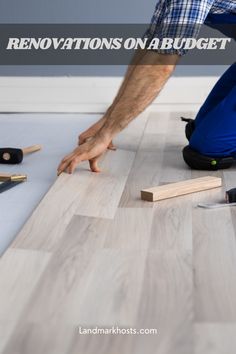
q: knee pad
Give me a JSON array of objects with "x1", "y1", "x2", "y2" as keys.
[{"x1": 182, "y1": 145, "x2": 234, "y2": 170}]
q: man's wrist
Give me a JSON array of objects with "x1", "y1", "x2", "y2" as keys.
[{"x1": 96, "y1": 127, "x2": 114, "y2": 144}]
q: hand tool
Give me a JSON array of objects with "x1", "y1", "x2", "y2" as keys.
[
  {"x1": 0, "y1": 173, "x2": 27, "y2": 194},
  {"x1": 198, "y1": 188, "x2": 236, "y2": 209},
  {"x1": 0, "y1": 145, "x2": 42, "y2": 164},
  {"x1": 181, "y1": 116, "x2": 195, "y2": 141}
]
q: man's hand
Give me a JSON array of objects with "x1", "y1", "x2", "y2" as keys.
[
  {"x1": 57, "y1": 133, "x2": 112, "y2": 175},
  {"x1": 78, "y1": 116, "x2": 116, "y2": 150},
  {"x1": 57, "y1": 116, "x2": 116, "y2": 175}
]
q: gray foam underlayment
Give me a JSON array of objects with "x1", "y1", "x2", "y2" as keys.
[{"x1": 0, "y1": 113, "x2": 98, "y2": 255}]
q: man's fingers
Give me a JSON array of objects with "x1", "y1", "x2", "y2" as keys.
[
  {"x1": 57, "y1": 161, "x2": 70, "y2": 175},
  {"x1": 58, "y1": 133, "x2": 110, "y2": 175},
  {"x1": 89, "y1": 158, "x2": 101, "y2": 173},
  {"x1": 108, "y1": 141, "x2": 117, "y2": 151},
  {"x1": 57, "y1": 153, "x2": 80, "y2": 175},
  {"x1": 61, "y1": 152, "x2": 75, "y2": 163},
  {"x1": 66, "y1": 159, "x2": 81, "y2": 174}
]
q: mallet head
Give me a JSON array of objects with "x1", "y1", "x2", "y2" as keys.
[{"x1": 0, "y1": 148, "x2": 23, "y2": 164}]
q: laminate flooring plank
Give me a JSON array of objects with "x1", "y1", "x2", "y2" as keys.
[
  {"x1": 159, "y1": 112, "x2": 196, "y2": 184},
  {"x1": 191, "y1": 169, "x2": 223, "y2": 180},
  {"x1": 0, "y1": 249, "x2": 51, "y2": 353},
  {"x1": 144, "y1": 111, "x2": 171, "y2": 135},
  {"x1": 73, "y1": 149, "x2": 135, "y2": 218},
  {"x1": 192, "y1": 189, "x2": 236, "y2": 322},
  {"x1": 170, "y1": 110, "x2": 195, "y2": 136},
  {"x1": 103, "y1": 208, "x2": 153, "y2": 250},
  {"x1": 146, "y1": 110, "x2": 195, "y2": 136},
  {"x1": 113, "y1": 112, "x2": 148, "y2": 151},
  {"x1": 11, "y1": 149, "x2": 135, "y2": 252},
  {"x1": 10, "y1": 113, "x2": 148, "y2": 253},
  {"x1": 147, "y1": 110, "x2": 208, "y2": 253},
  {"x1": 6, "y1": 247, "x2": 193, "y2": 354},
  {"x1": 119, "y1": 112, "x2": 171, "y2": 208},
  {"x1": 65, "y1": 248, "x2": 147, "y2": 327},
  {"x1": 2, "y1": 323, "x2": 74, "y2": 354},
  {"x1": 67, "y1": 331, "x2": 134, "y2": 354},
  {"x1": 119, "y1": 133, "x2": 166, "y2": 207},
  {"x1": 133, "y1": 250, "x2": 193, "y2": 354},
  {"x1": 21, "y1": 211, "x2": 151, "y2": 326},
  {"x1": 194, "y1": 323, "x2": 236, "y2": 354},
  {"x1": 158, "y1": 134, "x2": 191, "y2": 184},
  {"x1": 4, "y1": 208, "x2": 153, "y2": 354},
  {"x1": 223, "y1": 166, "x2": 236, "y2": 191},
  {"x1": 150, "y1": 196, "x2": 192, "y2": 252}
]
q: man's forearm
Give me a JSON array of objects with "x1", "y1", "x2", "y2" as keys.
[
  {"x1": 101, "y1": 51, "x2": 179, "y2": 139},
  {"x1": 104, "y1": 49, "x2": 147, "y2": 118}
]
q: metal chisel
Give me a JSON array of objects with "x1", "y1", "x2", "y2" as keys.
[
  {"x1": 0, "y1": 174, "x2": 27, "y2": 194},
  {"x1": 198, "y1": 188, "x2": 236, "y2": 209}
]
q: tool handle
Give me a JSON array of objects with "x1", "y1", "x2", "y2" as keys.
[
  {"x1": 181, "y1": 117, "x2": 193, "y2": 123},
  {"x1": 0, "y1": 173, "x2": 12, "y2": 181},
  {"x1": 22, "y1": 145, "x2": 42, "y2": 155}
]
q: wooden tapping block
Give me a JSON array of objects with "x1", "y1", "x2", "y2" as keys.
[{"x1": 141, "y1": 176, "x2": 222, "y2": 202}]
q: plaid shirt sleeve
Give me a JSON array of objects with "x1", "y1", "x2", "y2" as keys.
[{"x1": 144, "y1": 0, "x2": 216, "y2": 55}]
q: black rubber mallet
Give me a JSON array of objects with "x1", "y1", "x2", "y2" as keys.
[{"x1": 0, "y1": 145, "x2": 42, "y2": 164}]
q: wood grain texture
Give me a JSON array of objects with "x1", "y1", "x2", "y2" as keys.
[
  {"x1": 1, "y1": 209, "x2": 152, "y2": 354},
  {"x1": 133, "y1": 251, "x2": 193, "y2": 354},
  {"x1": 103, "y1": 208, "x2": 153, "y2": 250},
  {"x1": 0, "y1": 249, "x2": 51, "y2": 353},
  {"x1": 113, "y1": 112, "x2": 148, "y2": 152},
  {"x1": 3, "y1": 218, "x2": 193, "y2": 354},
  {"x1": 7, "y1": 209, "x2": 152, "y2": 328},
  {"x1": 158, "y1": 112, "x2": 192, "y2": 184},
  {"x1": 150, "y1": 196, "x2": 192, "y2": 252},
  {"x1": 67, "y1": 331, "x2": 134, "y2": 354},
  {"x1": 119, "y1": 133, "x2": 166, "y2": 207},
  {"x1": 192, "y1": 188, "x2": 236, "y2": 322},
  {"x1": 2, "y1": 323, "x2": 74, "y2": 354},
  {"x1": 119, "y1": 112, "x2": 171, "y2": 208},
  {"x1": 194, "y1": 324, "x2": 236, "y2": 354},
  {"x1": 11, "y1": 149, "x2": 135, "y2": 252}
]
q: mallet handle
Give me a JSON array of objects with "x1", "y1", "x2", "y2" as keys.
[{"x1": 22, "y1": 145, "x2": 42, "y2": 155}]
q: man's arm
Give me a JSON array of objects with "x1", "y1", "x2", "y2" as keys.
[
  {"x1": 77, "y1": 49, "x2": 147, "y2": 148},
  {"x1": 101, "y1": 51, "x2": 179, "y2": 136},
  {"x1": 57, "y1": 50, "x2": 179, "y2": 175}
]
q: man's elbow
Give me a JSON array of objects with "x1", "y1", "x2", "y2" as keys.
[{"x1": 140, "y1": 51, "x2": 179, "y2": 76}]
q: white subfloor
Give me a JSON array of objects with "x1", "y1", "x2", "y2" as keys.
[{"x1": 0, "y1": 113, "x2": 99, "y2": 255}]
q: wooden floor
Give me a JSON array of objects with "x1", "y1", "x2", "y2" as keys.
[{"x1": 1, "y1": 110, "x2": 236, "y2": 354}]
